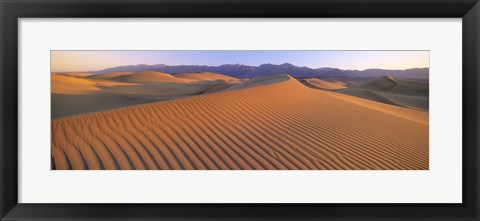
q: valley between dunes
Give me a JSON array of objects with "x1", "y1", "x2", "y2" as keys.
[{"x1": 51, "y1": 73, "x2": 428, "y2": 170}]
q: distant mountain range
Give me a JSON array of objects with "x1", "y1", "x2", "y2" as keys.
[{"x1": 89, "y1": 63, "x2": 429, "y2": 80}]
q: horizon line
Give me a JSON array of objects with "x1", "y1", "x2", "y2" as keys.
[{"x1": 52, "y1": 63, "x2": 430, "y2": 73}]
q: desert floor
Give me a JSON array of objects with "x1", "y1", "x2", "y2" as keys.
[{"x1": 51, "y1": 72, "x2": 428, "y2": 170}]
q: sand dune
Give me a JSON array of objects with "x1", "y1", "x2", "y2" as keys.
[
  {"x1": 51, "y1": 74, "x2": 100, "y2": 94},
  {"x1": 174, "y1": 72, "x2": 239, "y2": 82},
  {"x1": 58, "y1": 72, "x2": 93, "y2": 77},
  {"x1": 338, "y1": 76, "x2": 429, "y2": 111},
  {"x1": 52, "y1": 75, "x2": 428, "y2": 170},
  {"x1": 360, "y1": 76, "x2": 428, "y2": 96},
  {"x1": 304, "y1": 78, "x2": 347, "y2": 90},
  {"x1": 202, "y1": 81, "x2": 241, "y2": 94},
  {"x1": 51, "y1": 94, "x2": 161, "y2": 119},
  {"x1": 224, "y1": 74, "x2": 291, "y2": 91},
  {"x1": 87, "y1": 72, "x2": 133, "y2": 79},
  {"x1": 113, "y1": 71, "x2": 193, "y2": 83},
  {"x1": 100, "y1": 81, "x2": 224, "y2": 96},
  {"x1": 51, "y1": 72, "x2": 242, "y2": 118}
]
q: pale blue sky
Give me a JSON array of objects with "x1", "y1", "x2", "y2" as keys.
[{"x1": 51, "y1": 50, "x2": 429, "y2": 72}]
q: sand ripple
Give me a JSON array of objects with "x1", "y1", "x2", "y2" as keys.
[{"x1": 52, "y1": 76, "x2": 428, "y2": 170}]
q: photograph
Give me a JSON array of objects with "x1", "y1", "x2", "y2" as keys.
[
  {"x1": 51, "y1": 50, "x2": 429, "y2": 170},
  {"x1": 3, "y1": 0, "x2": 478, "y2": 219}
]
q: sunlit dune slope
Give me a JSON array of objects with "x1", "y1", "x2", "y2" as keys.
[
  {"x1": 51, "y1": 74, "x2": 100, "y2": 94},
  {"x1": 338, "y1": 76, "x2": 429, "y2": 111},
  {"x1": 52, "y1": 75, "x2": 428, "y2": 170},
  {"x1": 224, "y1": 74, "x2": 291, "y2": 91},
  {"x1": 304, "y1": 78, "x2": 347, "y2": 90},
  {"x1": 114, "y1": 71, "x2": 193, "y2": 83},
  {"x1": 99, "y1": 80, "x2": 224, "y2": 96},
  {"x1": 57, "y1": 72, "x2": 93, "y2": 77}
]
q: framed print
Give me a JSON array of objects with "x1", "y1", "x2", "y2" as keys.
[
  {"x1": 50, "y1": 50, "x2": 430, "y2": 171},
  {"x1": 1, "y1": 0, "x2": 479, "y2": 220}
]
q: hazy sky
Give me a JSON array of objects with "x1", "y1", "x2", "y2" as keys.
[{"x1": 51, "y1": 51, "x2": 429, "y2": 72}]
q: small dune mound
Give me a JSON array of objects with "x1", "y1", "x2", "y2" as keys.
[
  {"x1": 88, "y1": 72, "x2": 133, "y2": 79},
  {"x1": 224, "y1": 74, "x2": 292, "y2": 91},
  {"x1": 338, "y1": 76, "x2": 429, "y2": 111},
  {"x1": 174, "y1": 72, "x2": 238, "y2": 82},
  {"x1": 51, "y1": 74, "x2": 100, "y2": 94},
  {"x1": 305, "y1": 78, "x2": 348, "y2": 90},
  {"x1": 362, "y1": 76, "x2": 398, "y2": 91},
  {"x1": 114, "y1": 71, "x2": 191, "y2": 83}
]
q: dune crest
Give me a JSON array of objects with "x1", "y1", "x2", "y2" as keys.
[
  {"x1": 304, "y1": 78, "x2": 348, "y2": 90},
  {"x1": 174, "y1": 72, "x2": 239, "y2": 82},
  {"x1": 57, "y1": 72, "x2": 93, "y2": 77},
  {"x1": 87, "y1": 72, "x2": 133, "y2": 79},
  {"x1": 113, "y1": 71, "x2": 193, "y2": 83},
  {"x1": 51, "y1": 74, "x2": 100, "y2": 94},
  {"x1": 224, "y1": 74, "x2": 291, "y2": 91},
  {"x1": 52, "y1": 77, "x2": 428, "y2": 170}
]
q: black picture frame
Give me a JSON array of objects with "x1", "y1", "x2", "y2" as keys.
[{"x1": 1, "y1": 0, "x2": 479, "y2": 220}]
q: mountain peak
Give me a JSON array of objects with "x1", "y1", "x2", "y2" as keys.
[
  {"x1": 280, "y1": 63, "x2": 294, "y2": 67},
  {"x1": 88, "y1": 63, "x2": 429, "y2": 80}
]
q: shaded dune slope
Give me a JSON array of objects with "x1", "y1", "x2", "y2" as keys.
[
  {"x1": 52, "y1": 75, "x2": 428, "y2": 170},
  {"x1": 338, "y1": 76, "x2": 429, "y2": 111}
]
